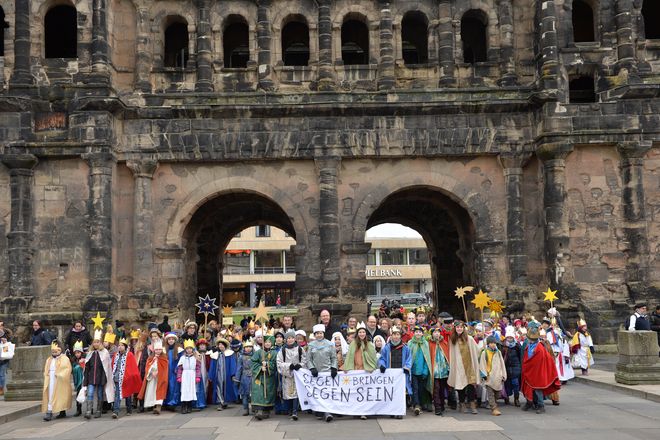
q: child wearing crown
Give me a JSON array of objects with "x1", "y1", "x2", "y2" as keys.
[
  {"x1": 138, "y1": 338, "x2": 169, "y2": 414},
  {"x1": 71, "y1": 340, "x2": 85, "y2": 417},
  {"x1": 111, "y1": 338, "x2": 142, "y2": 418},
  {"x1": 42, "y1": 340, "x2": 72, "y2": 421},
  {"x1": 84, "y1": 328, "x2": 114, "y2": 419},
  {"x1": 177, "y1": 339, "x2": 201, "y2": 414}
]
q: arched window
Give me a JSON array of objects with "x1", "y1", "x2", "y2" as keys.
[
  {"x1": 164, "y1": 18, "x2": 189, "y2": 68},
  {"x1": 0, "y1": 6, "x2": 8, "y2": 57},
  {"x1": 569, "y1": 75, "x2": 596, "y2": 103},
  {"x1": 461, "y1": 10, "x2": 487, "y2": 64},
  {"x1": 642, "y1": 0, "x2": 660, "y2": 40},
  {"x1": 572, "y1": 0, "x2": 595, "y2": 43},
  {"x1": 401, "y1": 11, "x2": 428, "y2": 65},
  {"x1": 282, "y1": 18, "x2": 309, "y2": 66},
  {"x1": 341, "y1": 18, "x2": 369, "y2": 65},
  {"x1": 223, "y1": 16, "x2": 249, "y2": 68},
  {"x1": 45, "y1": 4, "x2": 77, "y2": 58}
]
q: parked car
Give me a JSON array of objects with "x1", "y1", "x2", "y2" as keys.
[{"x1": 401, "y1": 293, "x2": 428, "y2": 306}]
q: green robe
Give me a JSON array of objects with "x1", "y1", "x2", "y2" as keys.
[
  {"x1": 407, "y1": 337, "x2": 434, "y2": 394},
  {"x1": 250, "y1": 348, "x2": 278, "y2": 408},
  {"x1": 343, "y1": 341, "x2": 378, "y2": 372}
]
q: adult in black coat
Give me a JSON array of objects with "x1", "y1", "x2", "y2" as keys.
[
  {"x1": 65, "y1": 321, "x2": 92, "y2": 352},
  {"x1": 501, "y1": 335, "x2": 522, "y2": 406},
  {"x1": 319, "y1": 310, "x2": 341, "y2": 341},
  {"x1": 157, "y1": 316, "x2": 172, "y2": 334},
  {"x1": 30, "y1": 320, "x2": 54, "y2": 346}
]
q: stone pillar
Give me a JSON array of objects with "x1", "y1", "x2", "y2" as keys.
[
  {"x1": 377, "y1": 0, "x2": 395, "y2": 91},
  {"x1": 498, "y1": 152, "x2": 531, "y2": 284},
  {"x1": 1, "y1": 154, "x2": 38, "y2": 299},
  {"x1": 317, "y1": 0, "x2": 336, "y2": 91},
  {"x1": 614, "y1": 330, "x2": 660, "y2": 385},
  {"x1": 4, "y1": 346, "x2": 51, "y2": 401},
  {"x1": 340, "y1": 240, "x2": 372, "y2": 305},
  {"x1": 90, "y1": 0, "x2": 110, "y2": 84},
  {"x1": 127, "y1": 159, "x2": 158, "y2": 294},
  {"x1": 134, "y1": 6, "x2": 152, "y2": 93},
  {"x1": 617, "y1": 141, "x2": 651, "y2": 283},
  {"x1": 10, "y1": 0, "x2": 33, "y2": 86},
  {"x1": 539, "y1": 145, "x2": 573, "y2": 285},
  {"x1": 83, "y1": 153, "x2": 114, "y2": 297},
  {"x1": 497, "y1": 0, "x2": 517, "y2": 86},
  {"x1": 536, "y1": 0, "x2": 560, "y2": 94},
  {"x1": 614, "y1": 0, "x2": 638, "y2": 78},
  {"x1": 195, "y1": 0, "x2": 214, "y2": 92},
  {"x1": 316, "y1": 157, "x2": 341, "y2": 301},
  {"x1": 437, "y1": 0, "x2": 456, "y2": 87},
  {"x1": 256, "y1": 0, "x2": 275, "y2": 91}
]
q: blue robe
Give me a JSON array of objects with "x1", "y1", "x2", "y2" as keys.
[
  {"x1": 194, "y1": 353, "x2": 207, "y2": 409},
  {"x1": 164, "y1": 347, "x2": 181, "y2": 407},
  {"x1": 225, "y1": 351, "x2": 239, "y2": 403},
  {"x1": 236, "y1": 351, "x2": 253, "y2": 398},
  {"x1": 378, "y1": 342, "x2": 413, "y2": 394}
]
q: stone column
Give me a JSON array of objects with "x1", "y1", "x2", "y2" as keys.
[
  {"x1": 10, "y1": 0, "x2": 33, "y2": 86},
  {"x1": 91, "y1": 0, "x2": 110, "y2": 83},
  {"x1": 256, "y1": 0, "x2": 275, "y2": 91},
  {"x1": 617, "y1": 141, "x2": 651, "y2": 283},
  {"x1": 614, "y1": 0, "x2": 638, "y2": 78},
  {"x1": 195, "y1": 0, "x2": 214, "y2": 92},
  {"x1": 437, "y1": 0, "x2": 456, "y2": 87},
  {"x1": 498, "y1": 152, "x2": 531, "y2": 284},
  {"x1": 127, "y1": 159, "x2": 158, "y2": 294},
  {"x1": 497, "y1": 0, "x2": 517, "y2": 86},
  {"x1": 83, "y1": 152, "x2": 113, "y2": 297},
  {"x1": 536, "y1": 0, "x2": 560, "y2": 94},
  {"x1": 134, "y1": 6, "x2": 152, "y2": 92},
  {"x1": 377, "y1": 0, "x2": 395, "y2": 91},
  {"x1": 316, "y1": 157, "x2": 341, "y2": 301},
  {"x1": 1, "y1": 154, "x2": 38, "y2": 299},
  {"x1": 317, "y1": 0, "x2": 336, "y2": 91},
  {"x1": 539, "y1": 145, "x2": 573, "y2": 285}
]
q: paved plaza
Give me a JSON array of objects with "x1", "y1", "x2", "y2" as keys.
[{"x1": 1, "y1": 381, "x2": 659, "y2": 440}]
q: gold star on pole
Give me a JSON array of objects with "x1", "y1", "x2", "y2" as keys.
[
  {"x1": 488, "y1": 299, "x2": 504, "y2": 314},
  {"x1": 471, "y1": 290, "x2": 491, "y2": 311},
  {"x1": 222, "y1": 305, "x2": 233, "y2": 316},
  {"x1": 251, "y1": 300, "x2": 270, "y2": 324},
  {"x1": 542, "y1": 288, "x2": 558, "y2": 303},
  {"x1": 454, "y1": 286, "x2": 474, "y2": 299},
  {"x1": 91, "y1": 312, "x2": 105, "y2": 330}
]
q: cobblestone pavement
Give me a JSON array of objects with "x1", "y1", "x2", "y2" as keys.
[{"x1": 1, "y1": 382, "x2": 659, "y2": 440}]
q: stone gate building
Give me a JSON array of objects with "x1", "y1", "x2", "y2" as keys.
[{"x1": 0, "y1": 0, "x2": 659, "y2": 342}]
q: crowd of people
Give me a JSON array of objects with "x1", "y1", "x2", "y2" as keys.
[{"x1": 31, "y1": 301, "x2": 645, "y2": 423}]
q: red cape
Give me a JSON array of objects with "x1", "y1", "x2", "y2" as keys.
[
  {"x1": 112, "y1": 351, "x2": 143, "y2": 397},
  {"x1": 138, "y1": 354, "x2": 169, "y2": 401},
  {"x1": 521, "y1": 341, "x2": 561, "y2": 400}
]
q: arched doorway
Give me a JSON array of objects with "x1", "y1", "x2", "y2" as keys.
[
  {"x1": 365, "y1": 187, "x2": 475, "y2": 318},
  {"x1": 180, "y1": 192, "x2": 297, "y2": 316}
]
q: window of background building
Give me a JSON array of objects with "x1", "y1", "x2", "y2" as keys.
[
  {"x1": 341, "y1": 18, "x2": 369, "y2": 65},
  {"x1": 45, "y1": 5, "x2": 77, "y2": 58},
  {"x1": 255, "y1": 225, "x2": 271, "y2": 237},
  {"x1": 282, "y1": 18, "x2": 310, "y2": 66},
  {"x1": 461, "y1": 9, "x2": 488, "y2": 63},
  {"x1": 0, "y1": 7, "x2": 7, "y2": 57},
  {"x1": 367, "y1": 280, "x2": 379, "y2": 296},
  {"x1": 163, "y1": 19, "x2": 189, "y2": 68},
  {"x1": 223, "y1": 251, "x2": 250, "y2": 274},
  {"x1": 380, "y1": 280, "x2": 422, "y2": 296},
  {"x1": 223, "y1": 17, "x2": 250, "y2": 68},
  {"x1": 572, "y1": 0, "x2": 596, "y2": 43},
  {"x1": 569, "y1": 75, "x2": 596, "y2": 103},
  {"x1": 401, "y1": 11, "x2": 428, "y2": 65},
  {"x1": 367, "y1": 249, "x2": 376, "y2": 265},
  {"x1": 408, "y1": 248, "x2": 430, "y2": 265},
  {"x1": 642, "y1": 0, "x2": 660, "y2": 40},
  {"x1": 254, "y1": 250, "x2": 282, "y2": 273},
  {"x1": 284, "y1": 251, "x2": 295, "y2": 273},
  {"x1": 379, "y1": 249, "x2": 406, "y2": 265}
]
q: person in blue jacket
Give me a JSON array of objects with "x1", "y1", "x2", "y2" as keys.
[
  {"x1": 225, "y1": 339, "x2": 241, "y2": 403},
  {"x1": 163, "y1": 332, "x2": 182, "y2": 410},
  {"x1": 378, "y1": 325, "x2": 412, "y2": 419},
  {"x1": 235, "y1": 340, "x2": 254, "y2": 416}
]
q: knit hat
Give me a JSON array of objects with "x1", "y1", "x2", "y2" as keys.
[
  {"x1": 164, "y1": 332, "x2": 178, "y2": 341},
  {"x1": 230, "y1": 339, "x2": 242, "y2": 350},
  {"x1": 486, "y1": 335, "x2": 499, "y2": 345},
  {"x1": 295, "y1": 329, "x2": 306, "y2": 337},
  {"x1": 197, "y1": 338, "x2": 209, "y2": 347},
  {"x1": 312, "y1": 324, "x2": 325, "y2": 334},
  {"x1": 284, "y1": 330, "x2": 296, "y2": 340},
  {"x1": 274, "y1": 331, "x2": 285, "y2": 340}
]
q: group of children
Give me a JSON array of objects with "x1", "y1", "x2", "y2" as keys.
[{"x1": 41, "y1": 310, "x2": 593, "y2": 422}]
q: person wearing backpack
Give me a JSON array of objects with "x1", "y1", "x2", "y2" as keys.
[
  {"x1": 276, "y1": 330, "x2": 307, "y2": 421},
  {"x1": 626, "y1": 303, "x2": 651, "y2": 331}
]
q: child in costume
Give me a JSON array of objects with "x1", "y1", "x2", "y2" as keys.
[
  {"x1": 138, "y1": 338, "x2": 169, "y2": 414},
  {"x1": 163, "y1": 332, "x2": 182, "y2": 410},
  {"x1": 84, "y1": 329, "x2": 114, "y2": 419},
  {"x1": 71, "y1": 341, "x2": 85, "y2": 417},
  {"x1": 307, "y1": 324, "x2": 338, "y2": 423},
  {"x1": 194, "y1": 338, "x2": 209, "y2": 410},
  {"x1": 378, "y1": 326, "x2": 412, "y2": 419},
  {"x1": 251, "y1": 335, "x2": 278, "y2": 420},
  {"x1": 502, "y1": 326, "x2": 522, "y2": 407},
  {"x1": 111, "y1": 338, "x2": 142, "y2": 418},
  {"x1": 429, "y1": 326, "x2": 450, "y2": 416},
  {"x1": 276, "y1": 330, "x2": 307, "y2": 421},
  {"x1": 236, "y1": 340, "x2": 254, "y2": 416},
  {"x1": 210, "y1": 338, "x2": 230, "y2": 410},
  {"x1": 225, "y1": 339, "x2": 241, "y2": 404},
  {"x1": 521, "y1": 322, "x2": 561, "y2": 414},
  {"x1": 479, "y1": 335, "x2": 507, "y2": 416},
  {"x1": 42, "y1": 340, "x2": 72, "y2": 421},
  {"x1": 177, "y1": 339, "x2": 201, "y2": 414},
  {"x1": 343, "y1": 324, "x2": 378, "y2": 420},
  {"x1": 448, "y1": 321, "x2": 481, "y2": 414},
  {"x1": 407, "y1": 325, "x2": 433, "y2": 416},
  {"x1": 570, "y1": 319, "x2": 594, "y2": 375}
]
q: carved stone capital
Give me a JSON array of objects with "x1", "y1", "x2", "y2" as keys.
[
  {"x1": 127, "y1": 159, "x2": 158, "y2": 178},
  {"x1": 1, "y1": 154, "x2": 38, "y2": 171}
]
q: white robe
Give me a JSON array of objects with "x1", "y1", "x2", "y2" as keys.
[
  {"x1": 177, "y1": 355, "x2": 197, "y2": 402},
  {"x1": 143, "y1": 360, "x2": 161, "y2": 407},
  {"x1": 47, "y1": 359, "x2": 57, "y2": 411},
  {"x1": 572, "y1": 333, "x2": 594, "y2": 370}
]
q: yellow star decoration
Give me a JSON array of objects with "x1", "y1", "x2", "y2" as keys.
[
  {"x1": 342, "y1": 376, "x2": 351, "y2": 385},
  {"x1": 251, "y1": 300, "x2": 270, "y2": 324},
  {"x1": 488, "y1": 299, "x2": 504, "y2": 314},
  {"x1": 222, "y1": 305, "x2": 233, "y2": 316},
  {"x1": 471, "y1": 290, "x2": 491, "y2": 311},
  {"x1": 91, "y1": 312, "x2": 105, "y2": 330},
  {"x1": 543, "y1": 288, "x2": 558, "y2": 302},
  {"x1": 454, "y1": 286, "x2": 474, "y2": 299}
]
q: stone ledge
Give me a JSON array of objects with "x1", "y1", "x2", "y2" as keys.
[
  {"x1": 572, "y1": 368, "x2": 660, "y2": 404},
  {"x1": 0, "y1": 400, "x2": 41, "y2": 425}
]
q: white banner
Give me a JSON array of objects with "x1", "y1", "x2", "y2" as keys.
[{"x1": 293, "y1": 369, "x2": 406, "y2": 416}]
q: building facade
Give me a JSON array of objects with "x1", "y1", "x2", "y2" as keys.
[{"x1": 0, "y1": 0, "x2": 659, "y2": 342}]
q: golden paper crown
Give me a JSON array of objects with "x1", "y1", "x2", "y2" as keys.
[
  {"x1": 130, "y1": 329, "x2": 141, "y2": 339},
  {"x1": 118, "y1": 337, "x2": 128, "y2": 346},
  {"x1": 50, "y1": 341, "x2": 61, "y2": 351},
  {"x1": 73, "y1": 340, "x2": 84, "y2": 352},
  {"x1": 93, "y1": 329, "x2": 103, "y2": 341},
  {"x1": 183, "y1": 339, "x2": 195, "y2": 349},
  {"x1": 577, "y1": 319, "x2": 587, "y2": 327}
]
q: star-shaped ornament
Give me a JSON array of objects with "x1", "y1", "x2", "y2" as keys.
[
  {"x1": 91, "y1": 312, "x2": 105, "y2": 330},
  {"x1": 488, "y1": 299, "x2": 504, "y2": 314},
  {"x1": 471, "y1": 290, "x2": 491, "y2": 311},
  {"x1": 454, "y1": 286, "x2": 474, "y2": 299},
  {"x1": 342, "y1": 376, "x2": 351, "y2": 385},
  {"x1": 252, "y1": 300, "x2": 270, "y2": 324},
  {"x1": 195, "y1": 294, "x2": 219, "y2": 316},
  {"x1": 542, "y1": 288, "x2": 558, "y2": 302},
  {"x1": 222, "y1": 305, "x2": 233, "y2": 316}
]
